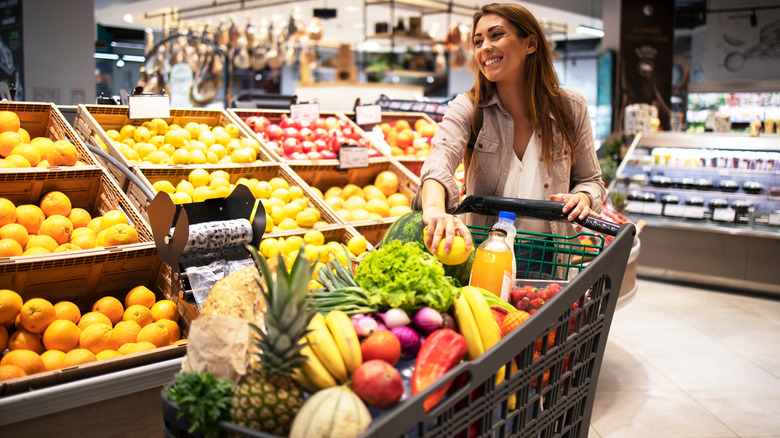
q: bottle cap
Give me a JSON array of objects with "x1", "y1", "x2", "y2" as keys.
[{"x1": 498, "y1": 211, "x2": 516, "y2": 221}]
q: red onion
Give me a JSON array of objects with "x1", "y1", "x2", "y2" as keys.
[
  {"x1": 390, "y1": 326, "x2": 422, "y2": 359},
  {"x1": 412, "y1": 306, "x2": 444, "y2": 334}
]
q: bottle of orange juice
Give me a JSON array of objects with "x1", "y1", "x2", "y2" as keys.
[{"x1": 469, "y1": 229, "x2": 514, "y2": 301}]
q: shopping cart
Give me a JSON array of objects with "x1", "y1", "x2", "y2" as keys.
[{"x1": 163, "y1": 196, "x2": 635, "y2": 438}]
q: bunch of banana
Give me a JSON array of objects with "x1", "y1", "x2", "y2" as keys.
[
  {"x1": 293, "y1": 310, "x2": 363, "y2": 392},
  {"x1": 454, "y1": 286, "x2": 518, "y2": 409}
]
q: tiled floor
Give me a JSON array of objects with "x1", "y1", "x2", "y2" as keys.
[{"x1": 589, "y1": 278, "x2": 780, "y2": 438}]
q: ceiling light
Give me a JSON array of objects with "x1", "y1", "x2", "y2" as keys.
[
  {"x1": 576, "y1": 25, "x2": 605, "y2": 38},
  {"x1": 94, "y1": 53, "x2": 119, "y2": 60},
  {"x1": 123, "y1": 14, "x2": 134, "y2": 24},
  {"x1": 122, "y1": 55, "x2": 146, "y2": 62}
]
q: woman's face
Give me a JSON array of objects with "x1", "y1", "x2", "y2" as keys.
[{"x1": 473, "y1": 14, "x2": 535, "y2": 85}]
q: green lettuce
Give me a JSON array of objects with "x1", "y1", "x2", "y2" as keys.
[{"x1": 354, "y1": 240, "x2": 456, "y2": 312}]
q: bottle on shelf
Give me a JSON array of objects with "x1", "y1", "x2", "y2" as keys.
[{"x1": 469, "y1": 229, "x2": 514, "y2": 301}]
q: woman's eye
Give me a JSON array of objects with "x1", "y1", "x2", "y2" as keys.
[
  {"x1": 491, "y1": 31, "x2": 504, "y2": 39},
  {"x1": 474, "y1": 39, "x2": 483, "y2": 46}
]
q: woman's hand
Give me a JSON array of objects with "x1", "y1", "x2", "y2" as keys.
[
  {"x1": 422, "y1": 207, "x2": 473, "y2": 255},
  {"x1": 549, "y1": 192, "x2": 600, "y2": 221}
]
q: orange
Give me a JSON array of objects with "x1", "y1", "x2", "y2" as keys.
[
  {"x1": 0, "y1": 349, "x2": 45, "y2": 375},
  {"x1": 96, "y1": 350, "x2": 122, "y2": 361},
  {"x1": 0, "y1": 289, "x2": 23, "y2": 325},
  {"x1": 339, "y1": 184, "x2": 364, "y2": 200},
  {"x1": 15, "y1": 204, "x2": 45, "y2": 234},
  {"x1": 10, "y1": 144, "x2": 40, "y2": 166},
  {"x1": 39, "y1": 191, "x2": 72, "y2": 217},
  {"x1": 68, "y1": 208, "x2": 92, "y2": 229},
  {"x1": 127, "y1": 341, "x2": 157, "y2": 354},
  {"x1": 30, "y1": 137, "x2": 54, "y2": 158},
  {"x1": 102, "y1": 223, "x2": 139, "y2": 246},
  {"x1": 394, "y1": 120, "x2": 411, "y2": 132},
  {"x1": 123, "y1": 304, "x2": 154, "y2": 327},
  {"x1": 414, "y1": 118, "x2": 428, "y2": 132},
  {"x1": 419, "y1": 124, "x2": 437, "y2": 139},
  {"x1": 17, "y1": 128, "x2": 30, "y2": 143},
  {"x1": 374, "y1": 171, "x2": 399, "y2": 196},
  {"x1": 366, "y1": 199, "x2": 391, "y2": 218},
  {"x1": 157, "y1": 319, "x2": 181, "y2": 343},
  {"x1": 350, "y1": 209, "x2": 372, "y2": 221},
  {"x1": 38, "y1": 215, "x2": 74, "y2": 245},
  {"x1": 19, "y1": 298, "x2": 56, "y2": 333},
  {"x1": 8, "y1": 329, "x2": 45, "y2": 354},
  {"x1": 42, "y1": 320, "x2": 81, "y2": 352},
  {"x1": 40, "y1": 350, "x2": 67, "y2": 371},
  {"x1": 323, "y1": 186, "x2": 341, "y2": 199},
  {"x1": 362, "y1": 185, "x2": 386, "y2": 201},
  {"x1": 136, "y1": 321, "x2": 171, "y2": 348},
  {"x1": 4, "y1": 154, "x2": 30, "y2": 167},
  {"x1": 95, "y1": 229, "x2": 108, "y2": 247},
  {"x1": 387, "y1": 193, "x2": 409, "y2": 208},
  {"x1": 0, "y1": 325, "x2": 6, "y2": 350},
  {"x1": 0, "y1": 223, "x2": 29, "y2": 248},
  {"x1": 99, "y1": 210, "x2": 128, "y2": 230},
  {"x1": 77, "y1": 311, "x2": 113, "y2": 330},
  {"x1": 0, "y1": 364, "x2": 27, "y2": 380},
  {"x1": 173, "y1": 339, "x2": 187, "y2": 345},
  {"x1": 22, "y1": 246, "x2": 50, "y2": 256},
  {"x1": 113, "y1": 320, "x2": 141, "y2": 346},
  {"x1": 325, "y1": 196, "x2": 345, "y2": 211},
  {"x1": 0, "y1": 198, "x2": 16, "y2": 226},
  {"x1": 0, "y1": 110, "x2": 20, "y2": 134},
  {"x1": 69, "y1": 232, "x2": 96, "y2": 250},
  {"x1": 0, "y1": 158, "x2": 9, "y2": 168},
  {"x1": 395, "y1": 129, "x2": 415, "y2": 148},
  {"x1": 92, "y1": 296, "x2": 124, "y2": 325},
  {"x1": 117, "y1": 342, "x2": 136, "y2": 355},
  {"x1": 150, "y1": 300, "x2": 179, "y2": 323},
  {"x1": 79, "y1": 323, "x2": 118, "y2": 354},
  {"x1": 46, "y1": 140, "x2": 79, "y2": 166},
  {"x1": 87, "y1": 217, "x2": 102, "y2": 234},
  {"x1": 61, "y1": 348, "x2": 97, "y2": 367},
  {"x1": 25, "y1": 234, "x2": 59, "y2": 253},
  {"x1": 0, "y1": 131, "x2": 22, "y2": 157},
  {"x1": 54, "y1": 243, "x2": 81, "y2": 252},
  {"x1": 389, "y1": 205, "x2": 412, "y2": 217},
  {"x1": 0, "y1": 237, "x2": 22, "y2": 256},
  {"x1": 124, "y1": 285, "x2": 156, "y2": 309},
  {"x1": 53, "y1": 301, "x2": 81, "y2": 324}
]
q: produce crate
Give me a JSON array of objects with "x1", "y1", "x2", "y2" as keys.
[
  {"x1": 350, "y1": 220, "x2": 392, "y2": 247},
  {"x1": 72, "y1": 105, "x2": 276, "y2": 192},
  {"x1": 288, "y1": 159, "x2": 420, "y2": 238},
  {"x1": 125, "y1": 162, "x2": 343, "y2": 235},
  {"x1": 345, "y1": 111, "x2": 437, "y2": 177},
  {"x1": 227, "y1": 108, "x2": 390, "y2": 165},
  {"x1": 0, "y1": 101, "x2": 97, "y2": 167}
]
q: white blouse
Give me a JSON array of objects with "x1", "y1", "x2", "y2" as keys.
[{"x1": 502, "y1": 132, "x2": 552, "y2": 235}]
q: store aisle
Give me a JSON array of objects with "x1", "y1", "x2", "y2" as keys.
[{"x1": 589, "y1": 278, "x2": 780, "y2": 438}]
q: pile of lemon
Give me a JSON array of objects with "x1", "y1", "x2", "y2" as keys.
[{"x1": 105, "y1": 119, "x2": 263, "y2": 165}]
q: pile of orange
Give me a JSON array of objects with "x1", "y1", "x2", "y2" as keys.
[
  {"x1": 0, "y1": 286, "x2": 185, "y2": 381},
  {"x1": 0, "y1": 110, "x2": 83, "y2": 169},
  {"x1": 314, "y1": 170, "x2": 412, "y2": 222},
  {"x1": 0, "y1": 191, "x2": 140, "y2": 257},
  {"x1": 103, "y1": 119, "x2": 261, "y2": 166},
  {"x1": 380, "y1": 118, "x2": 437, "y2": 158}
]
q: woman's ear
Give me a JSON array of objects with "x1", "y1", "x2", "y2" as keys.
[{"x1": 526, "y1": 35, "x2": 538, "y2": 54}]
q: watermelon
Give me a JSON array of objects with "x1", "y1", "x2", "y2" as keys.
[{"x1": 382, "y1": 210, "x2": 475, "y2": 286}]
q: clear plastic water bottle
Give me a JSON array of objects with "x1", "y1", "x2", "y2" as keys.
[{"x1": 491, "y1": 211, "x2": 517, "y2": 282}]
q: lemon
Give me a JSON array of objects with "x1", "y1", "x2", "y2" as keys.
[
  {"x1": 120, "y1": 124, "x2": 135, "y2": 140},
  {"x1": 303, "y1": 245, "x2": 320, "y2": 263},
  {"x1": 188, "y1": 149, "x2": 207, "y2": 164},
  {"x1": 268, "y1": 177, "x2": 289, "y2": 191},
  {"x1": 263, "y1": 197, "x2": 285, "y2": 213},
  {"x1": 253, "y1": 181, "x2": 273, "y2": 199},
  {"x1": 264, "y1": 214, "x2": 273, "y2": 232},
  {"x1": 172, "y1": 148, "x2": 190, "y2": 165},
  {"x1": 283, "y1": 235, "x2": 304, "y2": 256},
  {"x1": 210, "y1": 177, "x2": 231, "y2": 190},
  {"x1": 176, "y1": 180, "x2": 195, "y2": 197},
  {"x1": 172, "y1": 192, "x2": 192, "y2": 204},
  {"x1": 188, "y1": 168, "x2": 210, "y2": 187},
  {"x1": 288, "y1": 186, "x2": 305, "y2": 200},
  {"x1": 152, "y1": 180, "x2": 176, "y2": 194},
  {"x1": 270, "y1": 206, "x2": 286, "y2": 225},
  {"x1": 260, "y1": 238, "x2": 280, "y2": 259},
  {"x1": 282, "y1": 202, "x2": 303, "y2": 221},
  {"x1": 303, "y1": 230, "x2": 325, "y2": 246},
  {"x1": 347, "y1": 235, "x2": 368, "y2": 256},
  {"x1": 296, "y1": 210, "x2": 318, "y2": 228},
  {"x1": 278, "y1": 217, "x2": 298, "y2": 231},
  {"x1": 105, "y1": 129, "x2": 121, "y2": 142},
  {"x1": 271, "y1": 188, "x2": 290, "y2": 203},
  {"x1": 434, "y1": 235, "x2": 472, "y2": 265}
]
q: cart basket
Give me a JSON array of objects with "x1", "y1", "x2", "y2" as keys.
[{"x1": 162, "y1": 196, "x2": 636, "y2": 438}]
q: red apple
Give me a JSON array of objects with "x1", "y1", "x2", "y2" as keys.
[
  {"x1": 320, "y1": 150, "x2": 337, "y2": 159},
  {"x1": 352, "y1": 360, "x2": 404, "y2": 409},
  {"x1": 313, "y1": 128, "x2": 329, "y2": 140},
  {"x1": 279, "y1": 115, "x2": 300, "y2": 130},
  {"x1": 306, "y1": 151, "x2": 323, "y2": 160},
  {"x1": 324, "y1": 116, "x2": 340, "y2": 130},
  {"x1": 301, "y1": 140, "x2": 317, "y2": 153},
  {"x1": 314, "y1": 117, "x2": 327, "y2": 130},
  {"x1": 283, "y1": 127, "x2": 302, "y2": 141},
  {"x1": 299, "y1": 127, "x2": 315, "y2": 142},
  {"x1": 282, "y1": 137, "x2": 302, "y2": 155},
  {"x1": 314, "y1": 138, "x2": 330, "y2": 152},
  {"x1": 265, "y1": 124, "x2": 283, "y2": 141},
  {"x1": 290, "y1": 151, "x2": 308, "y2": 160}
]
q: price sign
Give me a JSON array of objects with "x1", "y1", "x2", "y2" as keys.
[
  {"x1": 625, "y1": 202, "x2": 645, "y2": 214},
  {"x1": 684, "y1": 206, "x2": 706, "y2": 219},
  {"x1": 290, "y1": 103, "x2": 320, "y2": 123},
  {"x1": 663, "y1": 204, "x2": 686, "y2": 217},
  {"x1": 128, "y1": 95, "x2": 170, "y2": 119},
  {"x1": 338, "y1": 145, "x2": 369, "y2": 169},
  {"x1": 769, "y1": 211, "x2": 780, "y2": 226},
  {"x1": 713, "y1": 208, "x2": 736, "y2": 222},
  {"x1": 355, "y1": 104, "x2": 382, "y2": 125},
  {"x1": 644, "y1": 203, "x2": 663, "y2": 215}
]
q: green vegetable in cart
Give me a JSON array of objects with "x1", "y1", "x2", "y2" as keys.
[
  {"x1": 165, "y1": 371, "x2": 234, "y2": 438},
  {"x1": 411, "y1": 328, "x2": 468, "y2": 412},
  {"x1": 354, "y1": 240, "x2": 457, "y2": 312}
]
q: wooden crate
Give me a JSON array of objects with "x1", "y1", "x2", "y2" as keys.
[
  {"x1": 0, "y1": 167, "x2": 153, "y2": 249},
  {"x1": 0, "y1": 253, "x2": 191, "y2": 397},
  {"x1": 259, "y1": 223, "x2": 368, "y2": 253},
  {"x1": 125, "y1": 162, "x2": 345, "y2": 235},
  {"x1": 350, "y1": 220, "x2": 394, "y2": 247},
  {"x1": 227, "y1": 108, "x2": 389, "y2": 165},
  {"x1": 0, "y1": 101, "x2": 97, "y2": 166},
  {"x1": 72, "y1": 105, "x2": 276, "y2": 192}
]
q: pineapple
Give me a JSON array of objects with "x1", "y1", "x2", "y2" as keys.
[{"x1": 229, "y1": 244, "x2": 317, "y2": 435}]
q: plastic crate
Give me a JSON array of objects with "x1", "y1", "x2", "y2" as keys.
[{"x1": 161, "y1": 223, "x2": 636, "y2": 438}]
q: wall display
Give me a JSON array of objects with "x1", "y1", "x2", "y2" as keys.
[{"x1": 0, "y1": 0, "x2": 22, "y2": 100}]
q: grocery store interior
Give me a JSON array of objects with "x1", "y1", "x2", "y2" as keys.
[{"x1": 1, "y1": 0, "x2": 780, "y2": 437}]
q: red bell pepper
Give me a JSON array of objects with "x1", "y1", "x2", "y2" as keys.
[{"x1": 411, "y1": 328, "x2": 468, "y2": 412}]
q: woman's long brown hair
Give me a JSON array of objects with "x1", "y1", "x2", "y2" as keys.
[{"x1": 466, "y1": 3, "x2": 576, "y2": 164}]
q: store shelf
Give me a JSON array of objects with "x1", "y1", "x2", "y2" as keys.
[
  {"x1": 636, "y1": 132, "x2": 780, "y2": 151},
  {"x1": 365, "y1": 0, "x2": 450, "y2": 15},
  {"x1": 625, "y1": 214, "x2": 780, "y2": 239}
]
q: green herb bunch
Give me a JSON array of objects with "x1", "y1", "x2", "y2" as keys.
[{"x1": 165, "y1": 371, "x2": 234, "y2": 438}]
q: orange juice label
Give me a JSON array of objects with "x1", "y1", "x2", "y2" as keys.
[{"x1": 499, "y1": 270, "x2": 512, "y2": 302}]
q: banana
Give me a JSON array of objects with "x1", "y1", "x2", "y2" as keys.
[
  {"x1": 452, "y1": 292, "x2": 485, "y2": 360},
  {"x1": 292, "y1": 366, "x2": 320, "y2": 394},
  {"x1": 462, "y1": 286, "x2": 507, "y2": 388},
  {"x1": 299, "y1": 341, "x2": 338, "y2": 390},
  {"x1": 307, "y1": 312, "x2": 349, "y2": 383},
  {"x1": 325, "y1": 309, "x2": 362, "y2": 376}
]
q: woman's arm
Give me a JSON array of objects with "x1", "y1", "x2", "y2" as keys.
[{"x1": 421, "y1": 179, "x2": 472, "y2": 253}]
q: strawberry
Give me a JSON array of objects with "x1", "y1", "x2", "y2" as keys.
[
  {"x1": 519, "y1": 297, "x2": 531, "y2": 311},
  {"x1": 529, "y1": 298, "x2": 545, "y2": 309},
  {"x1": 526, "y1": 291, "x2": 539, "y2": 300},
  {"x1": 509, "y1": 289, "x2": 527, "y2": 304}
]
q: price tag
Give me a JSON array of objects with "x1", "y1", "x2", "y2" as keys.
[
  {"x1": 769, "y1": 211, "x2": 780, "y2": 226},
  {"x1": 713, "y1": 208, "x2": 736, "y2": 222},
  {"x1": 644, "y1": 203, "x2": 663, "y2": 215},
  {"x1": 664, "y1": 204, "x2": 686, "y2": 217},
  {"x1": 625, "y1": 202, "x2": 645, "y2": 214},
  {"x1": 684, "y1": 206, "x2": 706, "y2": 219},
  {"x1": 290, "y1": 103, "x2": 320, "y2": 123},
  {"x1": 128, "y1": 95, "x2": 170, "y2": 119},
  {"x1": 338, "y1": 145, "x2": 369, "y2": 169},
  {"x1": 355, "y1": 104, "x2": 382, "y2": 125}
]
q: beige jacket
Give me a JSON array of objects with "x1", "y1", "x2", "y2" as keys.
[{"x1": 416, "y1": 88, "x2": 605, "y2": 238}]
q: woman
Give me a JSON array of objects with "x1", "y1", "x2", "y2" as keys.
[{"x1": 415, "y1": 3, "x2": 605, "y2": 258}]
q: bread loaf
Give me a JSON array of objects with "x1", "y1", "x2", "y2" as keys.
[{"x1": 200, "y1": 266, "x2": 266, "y2": 324}]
